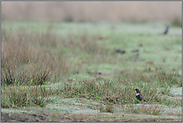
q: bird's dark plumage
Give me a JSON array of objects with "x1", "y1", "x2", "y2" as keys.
[
  {"x1": 135, "y1": 89, "x2": 147, "y2": 102},
  {"x1": 163, "y1": 26, "x2": 169, "y2": 35},
  {"x1": 115, "y1": 49, "x2": 126, "y2": 54}
]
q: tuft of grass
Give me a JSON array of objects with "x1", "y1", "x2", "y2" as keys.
[
  {"x1": 1, "y1": 85, "x2": 51, "y2": 108},
  {"x1": 124, "y1": 104, "x2": 165, "y2": 115},
  {"x1": 99, "y1": 104, "x2": 114, "y2": 113}
]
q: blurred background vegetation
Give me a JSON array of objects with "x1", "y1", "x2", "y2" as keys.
[{"x1": 2, "y1": 1, "x2": 182, "y2": 25}]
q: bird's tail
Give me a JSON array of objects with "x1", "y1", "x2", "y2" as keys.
[{"x1": 142, "y1": 97, "x2": 147, "y2": 102}]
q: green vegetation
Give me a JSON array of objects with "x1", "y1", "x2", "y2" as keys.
[{"x1": 1, "y1": 21, "x2": 182, "y2": 119}]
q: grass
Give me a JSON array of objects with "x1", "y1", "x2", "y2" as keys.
[
  {"x1": 100, "y1": 104, "x2": 114, "y2": 113},
  {"x1": 123, "y1": 104, "x2": 165, "y2": 115},
  {"x1": 1, "y1": 85, "x2": 51, "y2": 108},
  {"x1": 1, "y1": 21, "x2": 182, "y2": 112}
]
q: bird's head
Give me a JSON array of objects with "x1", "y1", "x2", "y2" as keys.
[{"x1": 135, "y1": 88, "x2": 140, "y2": 93}]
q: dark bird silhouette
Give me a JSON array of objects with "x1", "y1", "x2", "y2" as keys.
[
  {"x1": 163, "y1": 26, "x2": 169, "y2": 35},
  {"x1": 135, "y1": 89, "x2": 147, "y2": 102},
  {"x1": 115, "y1": 49, "x2": 126, "y2": 54}
]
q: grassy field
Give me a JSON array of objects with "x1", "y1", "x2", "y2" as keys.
[{"x1": 1, "y1": 20, "x2": 182, "y2": 122}]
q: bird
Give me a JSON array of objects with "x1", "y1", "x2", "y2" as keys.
[
  {"x1": 135, "y1": 89, "x2": 147, "y2": 102},
  {"x1": 115, "y1": 49, "x2": 126, "y2": 54},
  {"x1": 163, "y1": 26, "x2": 169, "y2": 35}
]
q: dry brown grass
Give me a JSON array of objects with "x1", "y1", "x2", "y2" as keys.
[
  {"x1": 68, "y1": 33, "x2": 110, "y2": 64},
  {"x1": 1, "y1": 28, "x2": 68, "y2": 86},
  {"x1": 2, "y1": 2, "x2": 181, "y2": 22},
  {"x1": 124, "y1": 104, "x2": 165, "y2": 115}
]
